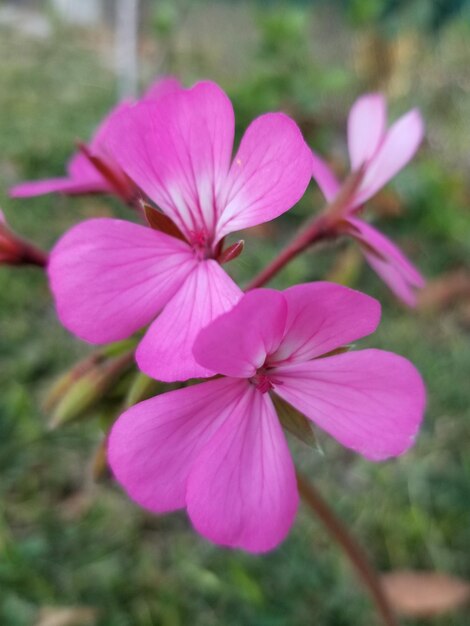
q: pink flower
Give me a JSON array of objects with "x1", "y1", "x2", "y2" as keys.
[
  {"x1": 311, "y1": 93, "x2": 425, "y2": 306},
  {"x1": 47, "y1": 81, "x2": 313, "y2": 381},
  {"x1": 108, "y1": 284, "x2": 425, "y2": 552},
  {"x1": 9, "y1": 77, "x2": 181, "y2": 201}
]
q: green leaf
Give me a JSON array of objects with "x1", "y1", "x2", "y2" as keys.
[
  {"x1": 272, "y1": 394, "x2": 320, "y2": 450},
  {"x1": 47, "y1": 352, "x2": 134, "y2": 429},
  {"x1": 125, "y1": 371, "x2": 161, "y2": 408}
]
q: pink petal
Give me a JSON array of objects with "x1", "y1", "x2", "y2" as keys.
[
  {"x1": 9, "y1": 101, "x2": 132, "y2": 199},
  {"x1": 274, "y1": 349, "x2": 426, "y2": 461},
  {"x1": 187, "y1": 384, "x2": 298, "y2": 552},
  {"x1": 347, "y1": 217, "x2": 425, "y2": 306},
  {"x1": 106, "y1": 81, "x2": 235, "y2": 239},
  {"x1": 215, "y1": 113, "x2": 313, "y2": 240},
  {"x1": 66, "y1": 152, "x2": 112, "y2": 187},
  {"x1": 193, "y1": 289, "x2": 288, "y2": 378},
  {"x1": 9, "y1": 173, "x2": 109, "y2": 198},
  {"x1": 89, "y1": 100, "x2": 133, "y2": 152},
  {"x1": 357, "y1": 108, "x2": 424, "y2": 204},
  {"x1": 143, "y1": 76, "x2": 182, "y2": 101},
  {"x1": 348, "y1": 93, "x2": 387, "y2": 171},
  {"x1": 108, "y1": 377, "x2": 248, "y2": 513},
  {"x1": 268, "y1": 282, "x2": 380, "y2": 366},
  {"x1": 136, "y1": 260, "x2": 242, "y2": 382},
  {"x1": 48, "y1": 218, "x2": 195, "y2": 344},
  {"x1": 310, "y1": 150, "x2": 341, "y2": 202}
]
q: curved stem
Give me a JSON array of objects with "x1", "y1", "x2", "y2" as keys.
[
  {"x1": 245, "y1": 213, "x2": 332, "y2": 290},
  {"x1": 245, "y1": 167, "x2": 365, "y2": 291},
  {"x1": 297, "y1": 472, "x2": 398, "y2": 626}
]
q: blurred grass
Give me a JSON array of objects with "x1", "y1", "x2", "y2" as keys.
[{"x1": 1, "y1": 4, "x2": 470, "y2": 625}]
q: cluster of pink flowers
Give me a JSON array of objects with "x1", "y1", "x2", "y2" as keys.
[{"x1": 11, "y1": 77, "x2": 426, "y2": 552}]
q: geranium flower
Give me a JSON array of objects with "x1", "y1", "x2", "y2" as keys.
[
  {"x1": 9, "y1": 77, "x2": 181, "y2": 201},
  {"x1": 47, "y1": 81, "x2": 312, "y2": 381},
  {"x1": 311, "y1": 93, "x2": 425, "y2": 306},
  {"x1": 108, "y1": 284, "x2": 425, "y2": 552}
]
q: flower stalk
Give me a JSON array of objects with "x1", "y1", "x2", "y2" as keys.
[
  {"x1": 297, "y1": 472, "x2": 398, "y2": 626},
  {"x1": 246, "y1": 167, "x2": 365, "y2": 290},
  {"x1": 243, "y1": 170, "x2": 399, "y2": 626}
]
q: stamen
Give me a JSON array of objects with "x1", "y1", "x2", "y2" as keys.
[
  {"x1": 189, "y1": 229, "x2": 214, "y2": 260},
  {"x1": 251, "y1": 371, "x2": 275, "y2": 394}
]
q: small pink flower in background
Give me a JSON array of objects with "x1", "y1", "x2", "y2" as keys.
[
  {"x1": 48, "y1": 81, "x2": 312, "y2": 381},
  {"x1": 311, "y1": 93, "x2": 425, "y2": 306},
  {"x1": 9, "y1": 77, "x2": 181, "y2": 201},
  {"x1": 108, "y1": 284, "x2": 425, "y2": 553}
]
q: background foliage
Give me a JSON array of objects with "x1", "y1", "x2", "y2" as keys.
[{"x1": 1, "y1": 1, "x2": 470, "y2": 624}]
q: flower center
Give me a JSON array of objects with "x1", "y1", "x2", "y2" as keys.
[
  {"x1": 189, "y1": 229, "x2": 214, "y2": 260},
  {"x1": 250, "y1": 367, "x2": 282, "y2": 394}
]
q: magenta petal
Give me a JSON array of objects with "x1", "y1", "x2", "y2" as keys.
[
  {"x1": 10, "y1": 101, "x2": 132, "y2": 199},
  {"x1": 107, "y1": 81, "x2": 235, "y2": 238},
  {"x1": 310, "y1": 150, "x2": 340, "y2": 202},
  {"x1": 48, "y1": 218, "x2": 195, "y2": 344},
  {"x1": 274, "y1": 349, "x2": 426, "y2": 461},
  {"x1": 187, "y1": 385, "x2": 298, "y2": 552},
  {"x1": 268, "y1": 282, "x2": 380, "y2": 365},
  {"x1": 357, "y1": 108, "x2": 424, "y2": 203},
  {"x1": 143, "y1": 76, "x2": 182, "y2": 101},
  {"x1": 194, "y1": 289, "x2": 288, "y2": 378},
  {"x1": 347, "y1": 217, "x2": 425, "y2": 306},
  {"x1": 89, "y1": 100, "x2": 133, "y2": 151},
  {"x1": 108, "y1": 377, "x2": 249, "y2": 513},
  {"x1": 347, "y1": 93, "x2": 386, "y2": 171},
  {"x1": 136, "y1": 260, "x2": 242, "y2": 382},
  {"x1": 9, "y1": 175, "x2": 108, "y2": 198},
  {"x1": 216, "y1": 113, "x2": 313, "y2": 239}
]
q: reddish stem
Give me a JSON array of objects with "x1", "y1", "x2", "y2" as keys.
[
  {"x1": 246, "y1": 165, "x2": 396, "y2": 626},
  {"x1": 297, "y1": 472, "x2": 398, "y2": 626},
  {"x1": 245, "y1": 167, "x2": 365, "y2": 291},
  {"x1": 1, "y1": 234, "x2": 48, "y2": 267},
  {"x1": 246, "y1": 213, "x2": 333, "y2": 290}
]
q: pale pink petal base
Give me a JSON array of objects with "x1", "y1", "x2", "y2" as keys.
[
  {"x1": 48, "y1": 218, "x2": 196, "y2": 344},
  {"x1": 106, "y1": 81, "x2": 235, "y2": 238},
  {"x1": 187, "y1": 385, "x2": 298, "y2": 552},
  {"x1": 275, "y1": 349, "x2": 426, "y2": 461},
  {"x1": 137, "y1": 260, "x2": 242, "y2": 382},
  {"x1": 108, "y1": 377, "x2": 248, "y2": 513}
]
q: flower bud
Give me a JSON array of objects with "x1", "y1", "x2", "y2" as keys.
[
  {"x1": 46, "y1": 350, "x2": 134, "y2": 429},
  {"x1": 0, "y1": 209, "x2": 48, "y2": 266},
  {"x1": 218, "y1": 240, "x2": 245, "y2": 265}
]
